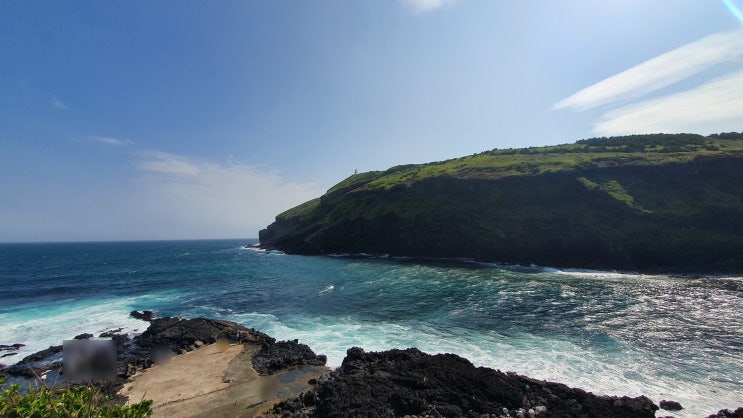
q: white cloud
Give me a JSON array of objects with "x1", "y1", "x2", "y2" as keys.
[
  {"x1": 50, "y1": 96, "x2": 69, "y2": 110},
  {"x1": 137, "y1": 151, "x2": 202, "y2": 176},
  {"x1": 0, "y1": 150, "x2": 325, "y2": 242},
  {"x1": 554, "y1": 30, "x2": 743, "y2": 111},
  {"x1": 402, "y1": 0, "x2": 457, "y2": 13},
  {"x1": 88, "y1": 136, "x2": 131, "y2": 146},
  {"x1": 592, "y1": 69, "x2": 743, "y2": 136},
  {"x1": 132, "y1": 152, "x2": 326, "y2": 238}
]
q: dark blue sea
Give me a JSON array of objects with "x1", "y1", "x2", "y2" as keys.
[{"x1": 1, "y1": 239, "x2": 741, "y2": 416}]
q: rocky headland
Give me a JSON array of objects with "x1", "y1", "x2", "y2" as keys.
[{"x1": 260, "y1": 133, "x2": 743, "y2": 274}]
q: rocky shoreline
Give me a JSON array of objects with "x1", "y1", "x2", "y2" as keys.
[
  {"x1": 2, "y1": 312, "x2": 741, "y2": 418},
  {"x1": 0, "y1": 311, "x2": 326, "y2": 399}
]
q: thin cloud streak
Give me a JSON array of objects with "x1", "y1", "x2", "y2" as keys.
[
  {"x1": 402, "y1": 0, "x2": 456, "y2": 13},
  {"x1": 593, "y1": 69, "x2": 743, "y2": 136},
  {"x1": 138, "y1": 151, "x2": 201, "y2": 176},
  {"x1": 50, "y1": 96, "x2": 69, "y2": 110},
  {"x1": 88, "y1": 136, "x2": 131, "y2": 146},
  {"x1": 554, "y1": 30, "x2": 743, "y2": 111}
]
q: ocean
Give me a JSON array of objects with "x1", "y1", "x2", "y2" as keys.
[{"x1": 0, "y1": 239, "x2": 741, "y2": 416}]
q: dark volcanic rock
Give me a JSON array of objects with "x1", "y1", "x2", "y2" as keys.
[
  {"x1": 707, "y1": 408, "x2": 743, "y2": 418},
  {"x1": 99, "y1": 328, "x2": 124, "y2": 338},
  {"x1": 0, "y1": 344, "x2": 25, "y2": 359},
  {"x1": 660, "y1": 399, "x2": 683, "y2": 411},
  {"x1": 129, "y1": 310, "x2": 155, "y2": 322},
  {"x1": 1, "y1": 344, "x2": 63, "y2": 378},
  {"x1": 13, "y1": 345, "x2": 62, "y2": 365},
  {"x1": 0, "y1": 344, "x2": 25, "y2": 351},
  {"x1": 74, "y1": 333, "x2": 94, "y2": 340},
  {"x1": 275, "y1": 347, "x2": 658, "y2": 418},
  {"x1": 252, "y1": 339, "x2": 327, "y2": 375},
  {"x1": 2, "y1": 344, "x2": 64, "y2": 378},
  {"x1": 136, "y1": 317, "x2": 271, "y2": 352}
]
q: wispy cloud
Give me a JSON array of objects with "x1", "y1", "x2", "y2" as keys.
[
  {"x1": 50, "y1": 96, "x2": 70, "y2": 110},
  {"x1": 133, "y1": 151, "x2": 325, "y2": 238},
  {"x1": 88, "y1": 136, "x2": 132, "y2": 146},
  {"x1": 554, "y1": 30, "x2": 743, "y2": 111},
  {"x1": 593, "y1": 69, "x2": 743, "y2": 136},
  {"x1": 402, "y1": 0, "x2": 457, "y2": 13},
  {"x1": 1, "y1": 148, "x2": 325, "y2": 241},
  {"x1": 137, "y1": 151, "x2": 201, "y2": 176}
]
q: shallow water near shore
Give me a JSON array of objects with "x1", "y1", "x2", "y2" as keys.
[{"x1": 1, "y1": 239, "x2": 741, "y2": 417}]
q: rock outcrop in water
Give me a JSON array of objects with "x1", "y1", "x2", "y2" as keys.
[
  {"x1": 707, "y1": 408, "x2": 743, "y2": 418},
  {"x1": 273, "y1": 347, "x2": 659, "y2": 418},
  {"x1": 260, "y1": 133, "x2": 743, "y2": 273}
]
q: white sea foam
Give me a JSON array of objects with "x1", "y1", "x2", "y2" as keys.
[
  {"x1": 318, "y1": 285, "x2": 335, "y2": 295},
  {"x1": 218, "y1": 309, "x2": 741, "y2": 418},
  {"x1": 0, "y1": 297, "x2": 151, "y2": 365}
]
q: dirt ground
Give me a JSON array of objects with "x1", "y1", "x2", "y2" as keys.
[{"x1": 119, "y1": 342, "x2": 328, "y2": 417}]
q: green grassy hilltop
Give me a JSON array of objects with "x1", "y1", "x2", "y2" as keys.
[{"x1": 260, "y1": 133, "x2": 743, "y2": 273}]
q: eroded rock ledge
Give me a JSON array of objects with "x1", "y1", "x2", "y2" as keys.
[{"x1": 273, "y1": 347, "x2": 658, "y2": 418}]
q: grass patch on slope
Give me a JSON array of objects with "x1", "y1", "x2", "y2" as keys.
[{"x1": 335, "y1": 134, "x2": 743, "y2": 193}]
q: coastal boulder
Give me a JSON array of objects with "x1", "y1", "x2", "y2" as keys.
[
  {"x1": 129, "y1": 310, "x2": 155, "y2": 322},
  {"x1": 660, "y1": 399, "x2": 683, "y2": 411}
]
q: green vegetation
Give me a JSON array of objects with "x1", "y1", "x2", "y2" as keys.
[
  {"x1": 0, "y1": 376, "x2": 152, "y2": 418},
  {"x1": 326, "y1": 133, "x2": 743, "y2": 192},
  {"x1": 276, "y1": 197, "x2": 321, "y2": 220},
  {"x1": 577, "y1": 177, "x2": 651, "y2": 213},
  {"x1": 261, "y1": 132, "x2": 743, "y2": 273}
]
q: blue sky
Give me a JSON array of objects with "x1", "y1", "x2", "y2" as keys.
[{"x1": 1, "y1": 0, "x2": 742, "y2": 242}]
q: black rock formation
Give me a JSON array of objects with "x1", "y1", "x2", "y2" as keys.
[
  {"x1": 707, "y1": 408, "x2": 743, "y2": 418},
  {"x1": 659, "y1": 399, "x2": 683, "y2": 411},
  {"x1": 274, "y1": 347, "x2": 658, "y2": 418},
  {"x1": 252, "y1": 339, "x2": 328, "y2": 375},
  {"x1": 129, "y1": 310, "x2": 155, "y2": 322},
  {"x1": 135, "y1": 317, "x2": 262, "y2": 351}
]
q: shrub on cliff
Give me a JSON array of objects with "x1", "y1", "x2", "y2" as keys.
[{"x1": 0, "y1": 376, "x2": 152, "y2": 418}]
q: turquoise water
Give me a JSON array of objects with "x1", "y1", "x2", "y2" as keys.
[{"x1": 1, "y1": 239, "x2": 741, "y2": 416}]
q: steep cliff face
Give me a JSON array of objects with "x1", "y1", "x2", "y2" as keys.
[{"x1": 260, "y1": 134, "x2": 743, "y2": 273}]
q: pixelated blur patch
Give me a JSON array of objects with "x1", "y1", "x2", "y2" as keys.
[
  {"x1": 216, "y1": 338, "x2": 229, "y2": 353},
  {"x1": 151, "y1": 344, "x2": 172, "y2": 365},
  {"x1": 63, "y1": 339, "x2": 116, "y2": 382}
]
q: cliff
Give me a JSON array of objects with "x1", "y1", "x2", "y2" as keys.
[{"x1": 260, "y1": 133, "x2": 743, "y2": 273}]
